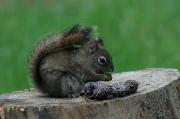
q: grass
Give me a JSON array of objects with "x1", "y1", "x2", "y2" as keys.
[{"x1": 0, "y1": 0, "x2": 180, "y2": 94}]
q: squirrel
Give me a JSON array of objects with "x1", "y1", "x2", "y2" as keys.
[{"x1": 29, "y1": 24, "x2": 114, "y2": 98}]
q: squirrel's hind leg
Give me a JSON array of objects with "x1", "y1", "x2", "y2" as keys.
[
  {"x1": 40, "y1": 68, "x2": 69, "y2": 97},
  {"x1": 40, "y1": 68, "x2": 82, "y2": 98}
]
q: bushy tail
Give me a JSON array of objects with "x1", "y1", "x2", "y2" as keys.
[{"x1": 28, "y1": 24, "x2": 97, "y2": 91}]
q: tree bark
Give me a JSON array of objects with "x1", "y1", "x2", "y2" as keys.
[{"x1": 0, "y1": 68, "x2": 180, "y2": 119}]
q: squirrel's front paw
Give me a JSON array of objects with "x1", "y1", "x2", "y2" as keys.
[
  {"x1": 81, "y1": 81, "x2": 114, "y2": 100},
  {"x1": 103, "y1": 74, "x2": 112, "y2": 81}
]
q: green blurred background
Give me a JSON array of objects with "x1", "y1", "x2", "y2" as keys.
[{"x1": 0, "y1": 0, "x2": 180, "y2": 94}]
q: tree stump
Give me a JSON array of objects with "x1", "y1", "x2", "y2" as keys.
[{"x1": 0, "y1": 68, "x2": 180, "y2": 119}]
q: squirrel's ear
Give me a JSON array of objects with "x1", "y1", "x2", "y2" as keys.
[
  {"x1": 88, "y1": 39, "x2": 104, "y2": 54},
  {"x1": 88, "y1": 42, "x2": 97, "y2": 54},
  {"x1": 96, "y1": 37, "x2": 104, "y2": 46}
]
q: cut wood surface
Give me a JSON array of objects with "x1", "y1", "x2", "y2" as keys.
[{"x1": 0, "y1": 68, "x2": 180, "y2": 119}]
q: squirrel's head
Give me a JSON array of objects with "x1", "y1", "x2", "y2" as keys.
[
  {"x1": 78, "y1": 37, "x2": 114, "y2": 76},
  {"x1": 63, "y1": 24, "x2": 114, "y2": 75}
]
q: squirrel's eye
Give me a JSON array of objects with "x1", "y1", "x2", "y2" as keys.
[{"x1": 98, "y1": 56, "x2": 107, "y2": 65}]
